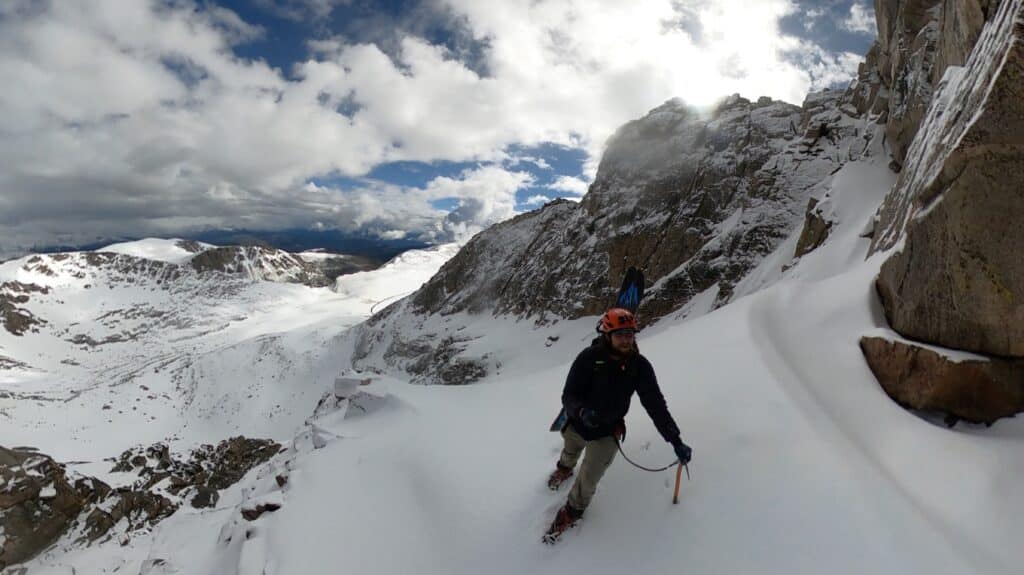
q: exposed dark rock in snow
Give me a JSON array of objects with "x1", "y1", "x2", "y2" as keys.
[
  {"x1": 0, "y1": 355, "x2": 29, "y2": 370},
  {"x1": 241, "y1": 501, "x2": 281, "y2": 521},
  {"x1": 0, "y1": 447, "x2": 92, "y2": 570},
  {"x1": 353, "y1": 301, "x2": 493, "y2": 385},
  {"x1": 0, "y1": 282, "x2": 50, "y2": 336},
  {"x1": 0, "y1": 446, "x2": 174, "y2": 569},
  {"x1": 111, "y1": 437, "x2": 282, "y2": 508},
  {"x1": 860, "y1": 336, "x2": 1024, "y2": 425},
  {"x1": 190, "y1": 246, "x2": 332, "y2": 286},
  {"x1": 174, "y1": 240, "x2": 206, "y2": 254},
  {"x1": 793, "y1": 197, "x2": 834, "y2": 259},
  {"x1": 0, "y1": 437, "x2": 282, "y2": 569},
  {"x1": 303, "y1": 254, "x2": 376, "y2": 282}
]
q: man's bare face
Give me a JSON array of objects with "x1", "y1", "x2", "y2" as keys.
[{"x1": 609, "y1": 329, "x2": 635, "y2": 355}]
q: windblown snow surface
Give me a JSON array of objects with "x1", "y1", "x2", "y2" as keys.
[{"x1": 4, "y1": 149, "x2": 1024, "y2": 574}]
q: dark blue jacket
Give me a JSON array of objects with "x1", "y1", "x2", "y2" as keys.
[{"x1": 562, "y1": 339, "x2": 681, "y2": 443}]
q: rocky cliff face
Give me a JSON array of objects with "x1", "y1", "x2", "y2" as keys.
[
  {"x1": 862, "y1": 0, "x2": 1024, "y2": 424},
  {"x1": 352, "y1": 90, "x2": 878, "y2": 383},
  {"x1": 861, "y1": 0, "x2": 1001, "y2": 166},
  {"x1": 447, "y1": 93, "x2": 867, "y2": 320},
  {"x1": 187, "y1": 245, "x2": 373, "y2": 286}
]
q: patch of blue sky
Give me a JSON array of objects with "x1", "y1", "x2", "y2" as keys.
[
  {"x1": 322, "y1": 0, "x2": 492, "y2": 77},
  {"x1": 368, "y1": 159, "x2": 481, "y2": 188},
  {"x1": 508, "y1": 143, "x2": 590, "y2": 210},
  {"x1": 306, "y1": 141, "x2": 589, "y2": 213},
  {"x1": 514, "y1": 185, "x2": 559, "y2": 211},
  {"x1": 778, "y1": 1, "x2": 876, "y2": 55},
  {"x1": 430, "y1": 198, "x2": 461, "y2": 212},
  {"x1": 506, "y1": 142, "x2": 588, "y2": 176},
  {"x1": 217, "y1": 1, "x2": 313, "y2": 79},
  {"x1": 219, "y1": 0, "x2": 491, "y2": 79}
]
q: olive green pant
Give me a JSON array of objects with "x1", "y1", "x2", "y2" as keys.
[{"x1": 558, "y1": 425, "x2": 618, "y2": 511}]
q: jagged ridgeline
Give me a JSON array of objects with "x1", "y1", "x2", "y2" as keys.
[
  {"x1": 354, "y1": 90, "x2": 876, "y2": 383},
  {"x1": 356, "y1": 0, "x2": 1022, "y2": 389},
  {"x1": 411, "y1": 92, "x2": 866, "y2": 323}
]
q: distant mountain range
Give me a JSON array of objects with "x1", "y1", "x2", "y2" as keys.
[{"x1": 28, "y1": 229, "x2": 431, "y2": 266}]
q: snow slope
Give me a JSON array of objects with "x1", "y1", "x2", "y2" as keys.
[
  {"x1": 0, "y1": 242, "x2": 457, "y2": 467},
  {"x1": 8, "y1": 138, "x2": 1024, "y2": 574},
  {"x1": 98, "y1": 238, "x2": 213, "y2": 264}
]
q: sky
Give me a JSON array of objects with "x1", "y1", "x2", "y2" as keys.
[{"x1": 0, "y1": 0, "x2": 876, "y2": 255}]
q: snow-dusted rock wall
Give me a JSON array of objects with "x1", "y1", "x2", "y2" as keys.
[
  {"x1": 872, "y1": 0, "x2": 1024, "y2": 357},
  {"x1": 863, "y1": 0, "x2": 1024, "y2": 424},
  {"x1": 861, "y1": 0, "x2": 999, "y2": 166}
]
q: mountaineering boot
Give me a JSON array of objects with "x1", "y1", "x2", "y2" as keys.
[
  {"x1": 542, "y1": 503, "x2": 584, "y2": 544},
  {"x1": 547, "y1": 463, "x2": 573, "y2": 491}
]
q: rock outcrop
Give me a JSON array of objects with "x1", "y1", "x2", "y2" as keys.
[
  {"x1": 793, "y1": 197, "x2": 835, "y2": 259},
  {"x1": 190, "y1": 246, "x2": 334, "y2": 287},
  {"x1": 0, "y1": 438, "x2": 281, "y2": 570},
  {"x1": 0, "y1": 447, "x2": 175, "y2": 570},
  {"x1": 0, "y1": 282, "x2": 50, "y2": 336},
  {"x1": 0, "y1": 447, "x2": 94, "y2": 570},
  {"x1": 861, "y1": 336, "x2": 1024, "y2": 424},
  {"x1": 110, "y1": 437, "x2": 282, "y2": 509},
  {"x1": 864, "y1": 0, "x2": 1024, "y2": 423}
]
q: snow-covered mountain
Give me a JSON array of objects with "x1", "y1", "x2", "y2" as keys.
[
  {"x1": 0, "y1": 238, "x2": 459, "y2": 570},
  {"x1": 349, "y1": 90, "x2": 874, "y2": 384},
  {"x1": 0, "y1": 239, "x2": 372, "y2": 386},
  {"x1": 3, "y1": 1, "x2": 1024, "y2": 573},
  {"x1": 0, "y1": 238, "x2": 455, "y2": 447}
]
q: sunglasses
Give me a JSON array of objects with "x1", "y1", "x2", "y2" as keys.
[{"x1": 609, "y1": 328, "x2": 636, "y2": 337}]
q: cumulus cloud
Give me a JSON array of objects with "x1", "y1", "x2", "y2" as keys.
[
  {"x1": 424, "y1": 165, "x2": 534, "y2": 240},
  {"x1": 0, "y1": 0, "x2": 865, "y2": 254},
  {"x1": 802, "y1": 7, "x2": 826, "y2": 31},
  {"x1": 784, "y1": 43, "x2": 863, "y2": 90},
  {"x1": 843, "y1": 2, "x2": 876, "y2": 35},
  {"x1": 548, "y1": 175, "x2": 590, "y2": 196},
  {"x1": 508, "y1": 155, "x2": 552, "y2": 170},
  {"x1": 523, "y1": 194, "x2": 553, "y2": 207}
]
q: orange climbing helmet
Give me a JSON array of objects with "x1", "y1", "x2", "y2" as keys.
[{"x1": 597, "y1": 307, "x2": 638, "y2": 334}]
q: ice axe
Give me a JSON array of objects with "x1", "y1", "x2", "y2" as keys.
[
  {"x1": 614, "y1": 437, "x2": 690, "y2": 504},
  {"x1": 672, "y1": 462, "x2": 690, "y2": 504}
]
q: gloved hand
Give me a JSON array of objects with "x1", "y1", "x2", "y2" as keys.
[
  {"x1": 672, "y1": 439, "x2": 692, "y2": 465},
  {"x1": 578, "y1": 408, "x2": 600, "y2": 429}
]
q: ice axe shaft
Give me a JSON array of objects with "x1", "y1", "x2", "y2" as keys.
[{"x1": 672, "y1": 462, "x2": 683, "y2": 504}]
